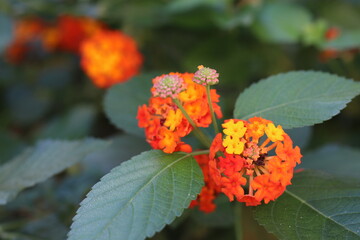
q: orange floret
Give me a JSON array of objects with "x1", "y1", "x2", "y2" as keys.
[
  {"x1": 80, "y1": 29, "x2": 143, "y2": 88},
  {"x1": 208, "y1": 117, "x2": 302, "y2": 206}
]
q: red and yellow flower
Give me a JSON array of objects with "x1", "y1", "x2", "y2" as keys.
[
  {"x1": 208, "y1": 117, "x2": 302, "y2": 206},
  {"x1": 137, "y1": 72, "x2": 222, "y2": 153},
  {"x1": 80, "y1": 29, "x2": 143, "y2": 88}
]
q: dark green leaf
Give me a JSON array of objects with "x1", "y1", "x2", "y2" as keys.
[
  {"x1": 104, "y1": 74, "x2": 157, "y2": 137},
  {"x1": 0, "y1": 14, "x2": 13, "y2": 52},
  {"x1": 0, "y1": 131, "x2": 25, "y2": 165},
  {"x1": 191, "y1": 195, "x2": 235, "y2": 227},
  {"x1": 234, "y1": 71, "x2": 360, "y2": 129},
  {"x1": 286, "y1": 126, "x2": 312, "y2": 149},
  {"x1": 322, "y1": 30, "x2": 360, "y2": 50},
  {"x1": 252, "y1": 2, "x2": 312, "y2": 44},
  {"x1": 34, "y1": 105, "x2": 96, "y2": 139},
  {"x1": 0, "y1": 138, "x2": 109, "y2": 204},
  {"x1": 68, "y1": 150, "x2": 203, "y2": 240},
  {"x1": 301, "y1": 144, "x2": 360, "y2": 179},
  {"x1": 5, "y1": 84, "x2": 52, "y2": 125},
  {"x1": 165, "y1": 0, "x2": 229, "y2": 14},
  {"x1": 255, "y1": 170, "x2": 360, "y2": 239},
  {"x1": 83, "y1": 134, "x2": 151, "y2": 174}
]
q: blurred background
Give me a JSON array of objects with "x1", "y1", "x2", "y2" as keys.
[{"x1": 0, "y1": 0, "x2": 359, "y2": 239}]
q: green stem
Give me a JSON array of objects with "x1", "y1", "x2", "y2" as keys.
[
  {"x1": 234, "y1": 203, "x2": 243, "y2": 240},
  {"x1": 206, "y1": 85, "x2": 219, "y2": 134},
  {"x1": 173, "y1": 98, "x2": 212, "y2": 148},
  {"x1": 189, "y1": 149, "x2": 210, "y2": 156}
]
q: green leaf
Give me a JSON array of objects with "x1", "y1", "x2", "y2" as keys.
[
  {"x1": 255, "y1": 170, "x2": 360, "y2": 239},
  {"x1": 5, "y1": 84, "x2": 52, "y2": 126},
  {"x1": 252, "y1": 2, "x2": 312, "y2": 44},
  {"x1": 165, "y1": 0, "x2": 229, "y2": 14},
  {"x1": 286, "y1": 126, "x2": 312, "y2": 149},
  {"x1": 104, "y1": 74, "x2": 158, "y2": 137},
  {"x1": 191, "y1": 195, "x2": 235, "y2": 227},
  {"x1": 0, "y1": 131, "x2": 25, "y2": 165},
  {"x1": 0, "y1": 138, "x2": 109, "y2": 204},
  {"x1": 322, "y1": 30, "x2": 360, "y2": 50},
  {"x1": 302, "y1": 19, "x2": 328, "y2": 47},
  {"x1": 0, "y1": 14, "x2": 13, "y2": 53},
  {"x1": 34, "y1": 105, "x2": 96, "y2": 139},
  {"x1": 234, "y1": 71, "x2": 360, "y2": 129},
  {"x1": 301, "y1": 144, "x2": 360, "y2": 179},
  {"x1": 68, "y1": 150, "x2": 203, "y2": 240}
]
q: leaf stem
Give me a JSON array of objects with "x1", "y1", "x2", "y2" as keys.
[
  {"x1": 206, "y1": 85, "x2": 219, "y2": 134},
  {"x1": 188, "y1": 150, "x2": 210, "y2": 156},
  {"x1": 173, "y1": 98, "x2": 212, "y2": 148}
]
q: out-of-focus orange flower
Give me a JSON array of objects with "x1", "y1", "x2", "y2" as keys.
[
  {"x1": 57, "y1": 15, "x2": 105, "y2": 53},
  {"x1": 325, "y1": 27, "x2": 340, "y2": 40},
  {"x1": 208, "y1": 117, "x2": 302, "y2": 206},
  {"x1": 5, "y1": 15, "x2": 106, "y2": 62},
  {"x1": 80, "y1": 29, "x2": 143, "y2": 88},
  {"x1": 5, "y1": 17, "x2": 45, "y2": 63},
  {"x1": 13, "y1": 17, "x2": 45, "y2": 43},
  {"x1": 137, "y1": 73, "x2": 222, "y2": 153},
  {"x1": 320, "y1": 27, "x2": 342, "y2": 62}
]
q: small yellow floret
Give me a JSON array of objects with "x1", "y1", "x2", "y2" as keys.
[
  {"x1": 164, "y1": 109, "x2": 182, "y2": 131},
  {"x1": 265, "y1": 123, "x2": 285, "y2": 142},
  {"x1": 222, "y1": 120, "x2": 247, "y2": 138},
  {"x1": 222, "y1": 135, "x2": 245, "y2": 154}
]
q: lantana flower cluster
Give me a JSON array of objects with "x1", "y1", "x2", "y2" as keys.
[
  {"x1": 6, "y1": 15, "x2": 104, "y2": 62},
  {"x1": 209, "y1": 118, "x2": 302, "y2": 206},
  {"x1": 80, "y1": 30, "x2": 143, "y2": 88},
  {"x1": 137, "y1": 72, "x2": 222, "y2": 153},
  {"x1": 137, "y1": 66, "x2": 302, "y2": 212},
  {"x1": 5, "y1": 15, "x2": 143, "y2": 88}
]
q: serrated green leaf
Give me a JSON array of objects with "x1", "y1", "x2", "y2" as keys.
[
  {"x1": 234, "y1": 71, "x2": 360, "y2": 129},
  {"x1": 68, "y1": 150, "x2": 203, "y2": 240},
  {"x1": 252, "y1": 2, "x2": 312, "y2": 44},
  {"x1": 301, "y1": 144, "x2": 360, "y2": 179},
  {"x1": 104, "y1": 74, "x2": 158, "y2": 137},
  {"x1": 0, "y1": 138, "x2": 109, "y2": 204},
  {"x1": 255, "y1": 170, "x2": 360, "y2": 239}
]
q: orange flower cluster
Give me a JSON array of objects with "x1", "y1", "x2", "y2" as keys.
[
  {"x1": 54, "y1": 15, "x2": 104, "y2": 53},
  {"x1": 5, "y1": 15, "x2": 105, "y2": 63},
  {"x1": 137, "y1": 72, "x2": 222, "y2": 153},
  {"x1": 5, "y1": 17, "x2": 45, "y2": 63},
  {"x1": 80, "y1": 30, "x2": 143, "y2": 88},
  {"x1": 5, "y1": 15, "x2": 143, "y2": 88},
  {"x1": 189, "y1": 154, "x2": 221, "y2": 213},
  {"x1": 208, "y1": 117, "x2": 302, "y2": 206}
]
